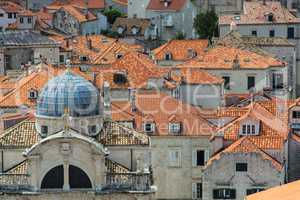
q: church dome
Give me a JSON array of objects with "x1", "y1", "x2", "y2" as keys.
[{"x1": 37, "y1": 70, "x2": 100, "y2": 117}]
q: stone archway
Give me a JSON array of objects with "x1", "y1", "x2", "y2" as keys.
[
  {"x1": 69, "y1": 165, "x2": 92, "y2": 189},
  {"x1": 40, "y1": 164, "x2": 92, "y2": 189},
  {"x1": 41, "y1": 165, "x2": 64, "y2": 189}
]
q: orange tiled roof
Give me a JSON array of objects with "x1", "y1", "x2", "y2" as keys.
[
  {"x1": 176, "y1": 46, "x2": 285, "y2": 70},
  {"x1": 246, "y1": 180, "x2": 300, "y2": 200},
  {"x1": 0, "y1": 120, "x2": 39, "y2": 149},
  {"x1": 0, "y1": 66, "x2": 60, "y2": 108},
  {"x1": 94, "y1": 52, "x2": 169, "y2": 89},
  {"x1": 206, "y1": 137, "x2": 283, "y2": 171},
  {"x1": 0, "y1": 1, "x2": 23, "y2": 13},
  {"x1": 59, "y1": 5, "x2": 97, "y2": 23},
  {"x1": 217, "y1": 103, "x2": 288, "y2": 147},
  {"x1": 170, "y1": 69, "x2": 224, "y2": 85},
  {"x1": 147, "y1": 0, "x2": 187, "y2": 11},
  {"x1": 49, "y1": 0, "x2": 105, "y2": 9},
  {"x1": 131, "y1": 92, "x2": 215, "y2": 136},
  {"x1": 112, "y1": 0, "x2": 128, "y2": 6},
  {"x1": 220, "y1": 1, "x2": 300, "y2": 25},
  {"x1": 153, "y1": 39, "x2": 209, "y2": 61}
]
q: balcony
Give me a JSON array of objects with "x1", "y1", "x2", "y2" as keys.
[
  {"x1": 105, "y1": 172, "x2": 152, "y2": 192},
  {"x1": 0, "y1": 174, "x2": 31, "y2": 191}
]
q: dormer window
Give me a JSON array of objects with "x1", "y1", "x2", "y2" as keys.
[
  {"x1": 241, "y1": 124, "x2": 258, "y2": 135},
  {"x1": 40, "y1": 125, "x2": 48, "y2": 137},
  {"x1": 113, "y1": 71, "x2": 127, "y2": 84},
  {"x1": 144, "y1": 122, "x2": 155, "y2": 133},
  {"x1": 169, "y1": 122, "x2": 181, "y2": 134},
  {"x1": 117, "y1": 26, "x2": 124, "y2": 34},
  {"x1": 266, "y1": 13, "x2": 274, "y2": 22},
  {"x1": 165, "y1": 52, "x2": 172, "y2": 61},
  {"x1": 131, "y1": 26, "x2": 139, "y2": 35},
  {"x1": 187, "y1": 48, "x2": 197, "y2": 58},
  {"x1": 116, "y1": 53, "x2": 123, "y2": 59},
  {"x1": 79, "y1": 56, "x2": 88, "y2": 62},
  {"x1": 28, "y1": 89, "x2": 38, "y2": 99}
]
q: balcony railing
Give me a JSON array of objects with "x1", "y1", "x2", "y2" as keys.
[
  {"x1": 105, "y1": 172, "x2": 151, "y2": 191},
  {"x1": 0, "y1": 174, "x2": 31, "y2": 191}
]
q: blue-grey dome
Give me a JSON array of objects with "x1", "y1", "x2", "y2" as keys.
[{"x1": 37, "y1": 70, "x2": 100, "y2": 117}]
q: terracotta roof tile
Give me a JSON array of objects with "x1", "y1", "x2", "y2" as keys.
[
  {"x1": 147, "y1": 0, "x2": 187, "y2": 11},
  {"x1": 0, "y1": 1, "x2": 23, "y2": 13},
  {"x1": 246, "y1": 180, "x2": 300, "y2": 200},
  {"x1": 113, "y1": 92, "x2": 216, "y2": 136},
  {"x1": 0, "y1": 120, "x2": 40, "y2": 149},
  {"x1": 112, "y1": 17, "x2": 151, "y2": 36},
  {"x1": 168, "y1": 69, "x2": 224, "y2": 85},
  {"x1": 94, "y1": 52, "x2": 168, "y2": 89},
  {"x1": 59, "y1": 5, "x2": 97, "y2": 23},
  {"x1": 49, "y1": 0, "x2": 105, "y2": 9},
  {"x1": 177, "y1": 46, "x2": 285, "y2": 70},
  {"x1": 220, "y1": 1, "x2": 300, "y2": 25},
  {"x1": 112, "y1": 0, "x2": 127, "y2": 6},
  {"x1": 6, "y1": 160, "x2": 29, "y2": 174},
  {"x1": 153, "y1": 39, "x2": 209, "y2": 61},
  {"x1": 206, "y1": 137, "x2": 283, "y2": 171}
]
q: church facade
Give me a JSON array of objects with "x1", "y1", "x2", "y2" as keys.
[{"x1": 0, "y1": 69, "x2": 155, "y2": 199}]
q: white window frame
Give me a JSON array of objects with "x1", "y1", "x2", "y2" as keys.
[
  {"x1": 28, "y1": 89, "x2": 38, "y2": 99},
  {"x1": 168, "y1": 148, "x2": 181, "y2": 167},
  {"x1": 240, "y1": 124, "x2": 259, "y2": 136},
  {"x1": 143, "y1": 122, "x2": 155, "y2": 133},
  {"x1": 192, "y1": 182, "x2": 202, "y2": 200},
  {"x1": 192, "y1": 149, "x2": 209, "y2": 167},
  {"x1": 168, "y1": 122, "x2": 181, "y2": 134}
]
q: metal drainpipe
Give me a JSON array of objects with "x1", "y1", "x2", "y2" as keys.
[
  {"x1": 1, "y1": 150, "x2": 3, "y2": 172},
  {"x1": 130, "y1": 149, "x2": 133, "y2": 171}
]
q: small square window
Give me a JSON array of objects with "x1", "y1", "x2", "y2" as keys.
[
  {"x1": 144, "y1": 123, "x2": 155, "y2": 133},
  {"x1": 236, "y1": 163, "x2": 248, "y2": 172},
  {"x1": 251, "y1": 30, "x2": 257, "y2": 36},
  {"x1": 41, "y1": 126, "x2": 48, "y2": 135},
  {"x1": 165, "y1": 53, "x2": 172, "y2": 60},
  {"x1": 169, "y1": 123, "x2": 181, "y2": 134},
  {"x1": 293, "y1": 111, "x2": 300, "y2": 118},
  {"x1": 222, "y1": 76, "x2": 230, "y2": 90}
]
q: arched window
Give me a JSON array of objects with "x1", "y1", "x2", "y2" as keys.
[
  {"x1": 41, "y1": 165, "x2": 64, "y2": 189},
  {"x1": 69, "y1": 165, "x2": 92, "y2": 189},
  {"x1": 41, "y1": 165, "x2": 92, "y2": 189}
]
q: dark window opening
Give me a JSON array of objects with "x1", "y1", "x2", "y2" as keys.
[
  {"x1": 213, "y1": 188, "x2": 236, "y2": 199},
  {"x1": 20, "y1": 17, "x2": 24, "y2": 23},
  {"x1": 196, "y1": 183, "x2": 202, "y2": 199},
  {"x1": 59, "y1": 55, "x2": 65, "y2": 63},
  {"x1": 269, "y1": 30, "x2": 275, "y2": 37},
  {"x1": 251, "y1": 30, "x2": 257, "y2": 36},
  {"x1": 88, "y1": 125, "x2": 97, "y2": 134},
  {"x1": 165, "y1": 53, "x2": 172, "y2": 60},
  {"x1": 272, "y1": 73, "x2": 284, "y2": 89},
  {"x1": 113, "y1": 72, "x2": 127, "y2": 84},
  {"x1": 196, "y1": 150, "x2": 205, "y2": 166},
  {"x1": 8, "y1": 13, "x2": 12, "y2": 18},
  {"x1": 247, "y1": 76, "x2": 255, "y2": 90},
  {"x1": 246, "y1": 188, "x2": 265, "y2": 195},
  {"x1": 287, "y1": 27, "x2": 295, "y2": 39},
  {"x1": 41, "y1": 165, "x2": 64, "y2": 189},
  {"x1": 222, "y1": 76, "x2": 230, "y2": 90},
  {"x1": 41, "y1": 125, "x2": 48, "y2": 135},
  {"x1": 236, "y1": 163, "x2": 248, "y2": 172},
  {"x1": 69, "y1": 165, "x2": 92, "y2": 189},
  {"x1": 293, "y1": 111, "x2": 300, "y2": 118},
  {"x1": 28, "y1": 17, "x2": 32, "y2": 24}
]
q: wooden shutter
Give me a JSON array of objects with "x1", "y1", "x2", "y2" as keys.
[
  {"x1": 192, "y1": 183, "x2": 197, "y2": 199},
  {"x1": 192, "y1": 150, "x2": 197, "y2": 167},
  {"x1": 205, "y1": 150, "x2": 210, "y2": 163}
]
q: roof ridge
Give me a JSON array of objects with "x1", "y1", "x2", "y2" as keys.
[{"x1": 0, "y1": 70, "x2": 42, "y2": 106}]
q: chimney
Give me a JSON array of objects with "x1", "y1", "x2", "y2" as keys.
[
  {"x1": 103, "y1": 81, "x2": 111, "y2": 118},
  {"x1": 263, "y1": 0, "x2": 266, "y2": 5},
  {"x1": 129, "y1": 88, "x2": 137, "y2": 112},
  {"x1": 87, "y1": 38, "x2": 92, "y2": 49}
]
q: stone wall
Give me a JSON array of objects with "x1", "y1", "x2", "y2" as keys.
[{"x1": 0, "y1": 191, "x2": 155, "y2": 200}]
